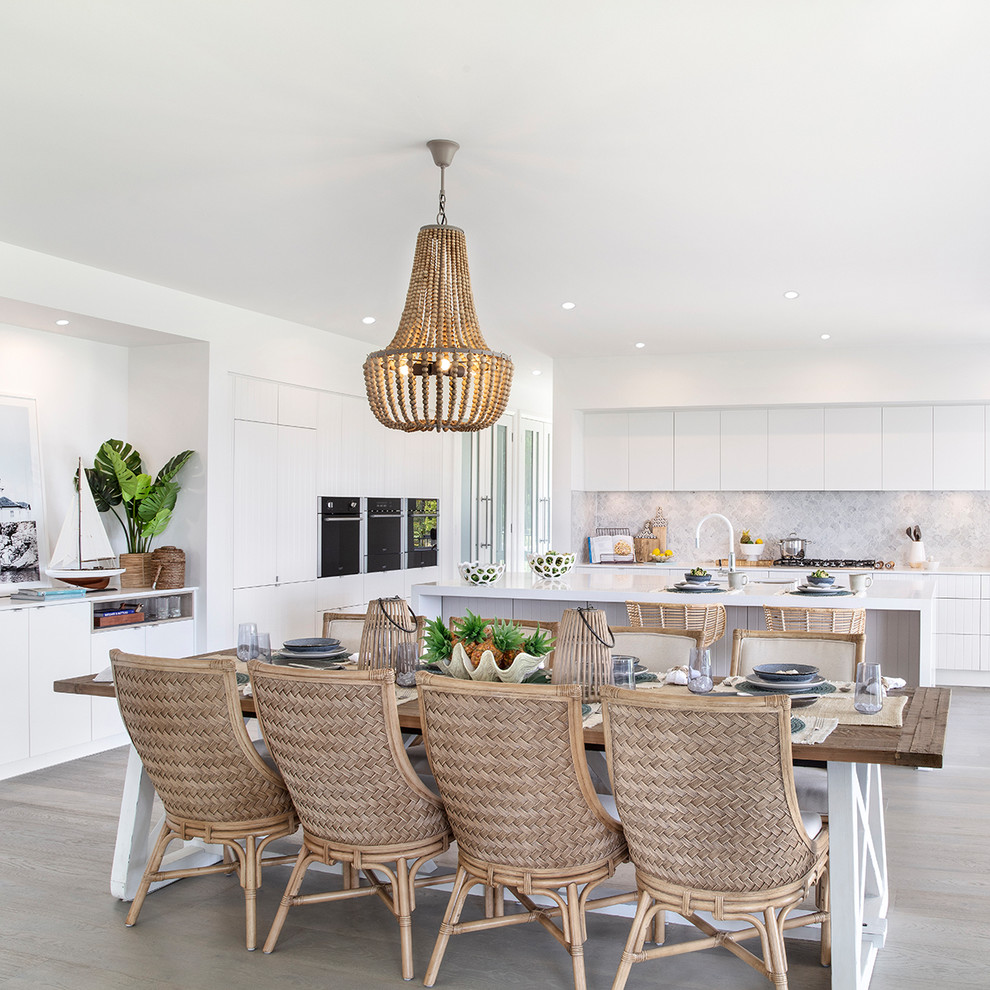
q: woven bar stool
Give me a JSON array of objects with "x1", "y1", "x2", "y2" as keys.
[
  {"x1": 248, "y1": 664, "x2": 454, "y2": 981},
  {"x1": 763, "y1": 605, "x2": 866, "y2": 634},
  {"x1": 602, "y1": 687, "x2": 830, "y2": 990},
  {"x1": 109, "y1": 650, "x2": 298, "y2": 950},
  {"x1": 417, "y1": 674, "x2": 632, "y2": 990},
  {"x1": 624, "y1": 601, "x2": 726, "y2": 649}
]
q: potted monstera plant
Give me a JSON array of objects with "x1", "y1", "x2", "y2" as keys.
[{"x1": 85, "y1": 439, "x2": 194, "y2": 588}]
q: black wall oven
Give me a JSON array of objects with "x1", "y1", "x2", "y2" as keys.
[
  {"x1": 319, "y1": 497, "x2": 361, "y2": 577},
  {"x1": 406, "y1": 497, "x2": 438, "y2": 568},
  {"x1": 365, "y1": 497, "x2": 403, "y2": 572}
]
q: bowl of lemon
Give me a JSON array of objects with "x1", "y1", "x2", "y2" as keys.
[{"x1": 739, "y1": 533, "x2": 765, "y2": 560}]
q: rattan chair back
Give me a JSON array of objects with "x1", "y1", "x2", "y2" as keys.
[
  {"x1": 624, "y1": 601, "x2": 726, "y2": 649},
  {"x1": 731, "y1": 628, "x2": 865, "y2": 680},
  {"x1": 248, "y1": 664, "x2": 448, "y2": 846},
  {"x1": 609, "y1": 627, "x2": 704, "y2": 673},
  {"x1": 321, "y1": 611, "x2": 367, "y2": 654},
  {"x1": 763, "y1": 604, "x2": 866, "y2": 633}
]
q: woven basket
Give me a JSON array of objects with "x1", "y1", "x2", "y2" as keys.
[
  {"x1": 151, "y1": 546, "x2": 185, "y2": 589},
  {"x1": 119, "y1": 552, "x2": 154, "y2": 589}
]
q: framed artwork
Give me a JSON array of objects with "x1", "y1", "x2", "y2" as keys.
[{"x1": 0, "y1": 394, "x2": 48, "y2": 593}]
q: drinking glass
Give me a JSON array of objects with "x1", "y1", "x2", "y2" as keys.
[
  {"x1": 610, "y1": 655, "x2": 636, "y2": 690},
  {"x1": 237, "y1": 622, "x2": 258, "y2": 661},
  {"x1": 395, "y1": 642, "x2": 419, "y2": 676},
  {"x1": 255, "y1": 632, "x2": 272, "y2": 663},
  {"x1": 687, "y1": 648, "x2": 713, "y2": 694},
  {"x1": 854, "y1": 662, "x2": 884, "y2": 715},
  {"x1": 167, "y1": 595, "x2": 181, "y2": 619}
]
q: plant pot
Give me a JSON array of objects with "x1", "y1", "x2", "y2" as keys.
[{"x1": 119, "y1": 552, "x2": 155, "y2": 589}]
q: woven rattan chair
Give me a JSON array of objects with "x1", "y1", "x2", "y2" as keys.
[
  {"x1": 320, "y1": 611, "x2": 367, "y2": 653},
  {"x1": 601, "y1": 687, "x2": 830, "y2": 990},
  {"x1": 248, "y1": 663, "x2": 454, "y2": 980},
  {"x1": 109, "y1": 649, "x2": 298, "y2": 950},
  {"x1": 416, "y1": 674, "x2": 631, "y2": 990},
  {"x1": 624, "y1": 601, "x2": 726, "y2": 649},
  {"x1": 731, "y1": 629, "x2": 865, "y2": 681},
  {"x1": 609, "y1": 627, "x2": 704, "y2": 673},
  {"x1": 763, "y1": 605, "x2": 866, "y2": 634}
]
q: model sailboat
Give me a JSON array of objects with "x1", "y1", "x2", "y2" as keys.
[{"x1": 45, "y1": 459, "x2": 124, "y2": 590}]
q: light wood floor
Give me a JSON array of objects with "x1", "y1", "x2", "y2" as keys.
[{"x1": 1, "y1": 688, "x2": 986, "y2": 989}]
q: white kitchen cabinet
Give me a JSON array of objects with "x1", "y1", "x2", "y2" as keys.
[
  {"x1": 316, "y1": 574, "x2": 366, "y2": 614},
  {"x1": 767, "y1": 407, "x2": 824, "y2": 490},
  {"x1": 90, "y1": 624, "x2": 144, "y2": 739},
  {"x1": 824, "y1": 406, "x2": 882, "y2": 490},
  {"x1": 583, "y1": 412, "x2": 628, "y2": 490},
  {"x1": 275, "y1": 425, "x2": 318, "y2": 584},
  {"x1": 882, "y1": 406, "x2": 933, "y2": 491},
  {"x1": 0, "y1": 609, "x2": 30, "y2": 764},
  {"x1": 627, "y1": 411, "x2": 674, "y2": 490},
  {"x1": 234, "y1": 581, "x2": 318, "y2": 648},
  {"x1": 673, "y1": 410, "x2": 720, "y2": 491},
  {"x1": 277, "y1": 383, "x2": 319, "y2": 428},
  {"x1": 28, "y1": 603, "x2": 92, "y2": 757},
  {"x1": 337, "y1": 394, "x2": 367, "y2": 494},
  {"x1": 233, "y1": 376, "x2": 278, "y2": 423},
  {"x1": 719, "y1": 409, "x2": 768, "y2": 491},
  {"x1": 233, "y1": 419, "x2": 279, "y2": 588},
  {"x1": 933, "y1": 405, "x2": 985, "y2": 490},
  {"x1": 316, "y1": 391, "x2": 343, "y2": 495}
]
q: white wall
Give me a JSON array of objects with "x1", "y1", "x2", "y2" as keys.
[{"x1": 551, "y1": 343, "x2": 990, "y2": 550}]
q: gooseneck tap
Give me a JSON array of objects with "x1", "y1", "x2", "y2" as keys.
[{"x1": 695, "y1": 513, "x2": 735, "y2": 573}]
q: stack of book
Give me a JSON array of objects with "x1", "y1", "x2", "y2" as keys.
[
  {"x1": 93, "y1": 602, "x2": 145, "y2": 627},
  {"x1": 10, "y1": 586, "x2": 88, "y2": 602}
]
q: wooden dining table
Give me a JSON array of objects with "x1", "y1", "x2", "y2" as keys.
[{"x1": 54, "y1": 670, "x2": 950, "y2": 990}]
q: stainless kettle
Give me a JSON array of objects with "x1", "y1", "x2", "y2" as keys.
[{"x1": 779, "y1": 531, "x2": 811, "y2": 559}]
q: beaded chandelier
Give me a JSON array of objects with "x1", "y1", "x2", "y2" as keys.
[{"x1": 364, "y1": 140, "x2": 513, "y2": 432}]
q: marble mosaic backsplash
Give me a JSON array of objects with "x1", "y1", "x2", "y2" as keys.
[{"x1": 570, "y1": 490, "x2": 990, "y2": 569}]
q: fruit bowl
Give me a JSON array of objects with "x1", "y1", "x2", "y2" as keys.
[
  {"x1": 457, "y1": 561, "x2": 505, "y2": 585},
  {"x1": 739, "y1": 543, "x2": 764, "y2": 559},
  {"x1": 527, "y1": 551, "x2": 576, "y2": 579}
]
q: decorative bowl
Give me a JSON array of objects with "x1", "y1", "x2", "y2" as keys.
[
  {"x1": 457, "y1": 561, "x2": 505, "y2": 585},
  {"x1": 683, "y1": 572, "x2": 711, "y2": 584},
  {"x1": 527, "y1": 551, "x2": 576, "y2": 579},
  {"x1": 739, "y1": 543, "x2": 763, "y2": 559},
  {"x1": 807, "y1": 574, "x2": 835, "y2": 586},
  {"x1": 753, "y1": 663, "x2": 820, "y2": 683}
]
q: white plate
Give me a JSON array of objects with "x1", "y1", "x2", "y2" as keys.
[
  {"x1": 744, "y1": 672, "x2": 827, "y2": 692},
  {"x1": 669, "y1": 583, "x2": 725, "y2": 593},
  {"x1": 277, "y1": 647, "x2": 351, "y2": 661}
]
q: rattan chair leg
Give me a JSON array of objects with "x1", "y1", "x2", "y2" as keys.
[
  {"x1": 394, "y1": 857, "x2": 416, "y2": 981},
  {"x1": 565, "y1": 883, "x2": 588, "y2": 990},
  {"x1": 611, "y1": 890, "x2": 654, "y2": 990},
  {"x1": 125, "y1": 823, "x2": 175, "y2": 928},
  {"x1": 818, "y1": 865, "x2": 831, "y2": 966},
  {"x1": 243, "y1": 835, "x2": 259, "y2": 950},
  {"x1": 423, "y1": 865, "x2": 474, "y2": 988},
  {"x1": 764, "y1": 907, "x2": 790, "y2": 989},
  {"x1": 262, "y1": 848, "x2": 319, "y2": 954}
]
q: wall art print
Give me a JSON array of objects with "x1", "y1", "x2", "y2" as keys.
[{"x1": 0, "y1": 395, "x2": 48, "y2": 592}]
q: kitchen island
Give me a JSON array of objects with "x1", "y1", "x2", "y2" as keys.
[{"x1": 412, "y1": 569, "x2": 936, "y2": 685}]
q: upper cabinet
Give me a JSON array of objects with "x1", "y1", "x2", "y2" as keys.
[
  {"x1": 627, "y1": 411, "x2": 673, "y2": 491},
  {"x1": 882, "y1": 406, "x2": 933, "y2": 491},
  {"x1": 767, "y1": 407, "x2": 824, "y2": 491},
  {"x1": 933, "y1": 405, "x2": 985, "y2": 490},
  {"x1": 824, "y1": 406, "x2": 882, "y2": 490},
  {"x1": 582, "y1": 412, "x2": 629, "y2": 490},
  {"x1": 720, "y1": 409, "x2": 768, "y2": 491},
  {"x1": 673, "y1": 410, "x2": 720, "y2": 490}
]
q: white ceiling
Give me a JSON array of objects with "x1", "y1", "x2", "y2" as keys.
[{"x1": 1, "y1": 2, "x2": 988, "y2": 364}]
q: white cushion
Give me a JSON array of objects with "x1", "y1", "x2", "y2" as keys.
[
  {"x1": 801, "y1": 810, "x2": 824, "y2": 839},
  {"x1": 793, "y1": 765, "x2": 828, "y2": 816}
]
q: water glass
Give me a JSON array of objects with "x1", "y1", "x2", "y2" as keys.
[
  {"x1": 167, "y1": 595, "x2": 181, "y2": 619},
  {"x1": 854, "y1": 662, "x2": 884, "y2": 715},
  {"x1": 395, "y1": 642, "x2": 419, "y2": 676},
  {"x1": 610, "y1": 655, "x2": 636, "y2": 690},
  {"x1": 687, "y1": 648, "x2": 714, "y2": 694},
  {"x1": 255, "y1": 633, "x2": 272, "y2": 663},
  {"x1": 237, "y1": 622, "x2": 258, "y2": 661},
  {"x1": 145, "y1": 597, "x2": 163, "y2": 621}
]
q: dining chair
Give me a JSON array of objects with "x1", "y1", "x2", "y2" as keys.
[
  {"x1": 416, "y1": 673, "x2": 631, "y2": 990},
  {"x1": 320, "y1": 610, "x2": 366, "y2": 654},
  {"x1": 731, "y1": 628, "x2": 865, "y2": 681},
  {"x1": 763, "y1": 605, "x2": 867, "y2": 634},
  {"x1": 601, "y1": 686, "x2": 830, "y2": 990},
  {"x1": 248, "y1": 663, "x2": 454, "y2": 981},
  {"x1": 109, "y1": 649, "x2": 299, "y2": 950},
  {"x1": 624, "y1": 601, "x2": 726, "y2": 649},
  {"x1": 609, "y1": 626, "x2": 704, "y2": 673}
]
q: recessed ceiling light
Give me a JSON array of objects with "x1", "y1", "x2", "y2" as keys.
[
  {"x1": 361, "y1": 316, "x2": 376, "y2": 325},
  {"x1": 783, "y1": 291, "x2": 800, "y2": 299},
  {"x1": 55, "y1": 319, "x2": 70, "y2": 325},
  {"x1": 820, "y1": 333, "x2": 831, "y2": 340},
  {"x1": 635, "y1": 342, "x2": 646, "y2": 349},
  {"x1": 561, "y1": 302, "x2": 576, "y2": 310},
  {"x1": 532, "y1": 370, "x2": 543, "y2": 376}
]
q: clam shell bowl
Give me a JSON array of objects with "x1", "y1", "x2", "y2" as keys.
[
  {"x1": 437, "y1": 642, "x2": 545, "y2": 683},
  {"x1": 458, "y1": 561, "x2": 506, "y2": 585},
  {"x1": 527, "y1": 551, "x2": 576, "y2": 579}
]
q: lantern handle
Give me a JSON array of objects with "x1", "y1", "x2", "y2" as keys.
[{"x1": 578, "y1": 604, "x2": 615, "y2": 649}]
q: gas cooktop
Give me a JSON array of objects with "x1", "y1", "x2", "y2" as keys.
[{"x1": 772, "y1": 557, "x2": 892, "y2": 569}]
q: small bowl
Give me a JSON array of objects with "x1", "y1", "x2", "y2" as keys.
[
  {"x1": 806, "y1": 574, "x2": 835, "y2": 586},
  {"x1": 739, "y1": 544, "x2": 763, "y2": 558},
  {"x1": 683, "y1": 572, "x2": 712, "y2": 584},
  {"x1": 457, "y1": 561, "x2": 505, "y2": 585},
  {"x1": 753, "y1": 663, "x2": 820, "y2": 683},
  {"x1": 528, "y1": 552, "x2": 576, "y2": 579}
]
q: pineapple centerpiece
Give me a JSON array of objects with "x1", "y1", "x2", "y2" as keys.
[{"x1": 422, "y1": 610, "x2": 554, "y2": 683}]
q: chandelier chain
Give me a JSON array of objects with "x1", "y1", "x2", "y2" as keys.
[{"x1": 436, "y1": 165, "x2": 448, "y2": 225}]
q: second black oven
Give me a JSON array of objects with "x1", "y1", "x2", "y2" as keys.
[{"x1": 365, "y1": 497, "x2": 402, "y2": 572}]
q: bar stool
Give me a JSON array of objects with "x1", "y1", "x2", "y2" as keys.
[
  {"x1": 624, "y1": 601, "x2": 726, "y2": 649},
  {"x1": 763, "y1": 605, "x2": 866, "y2": 634}
]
